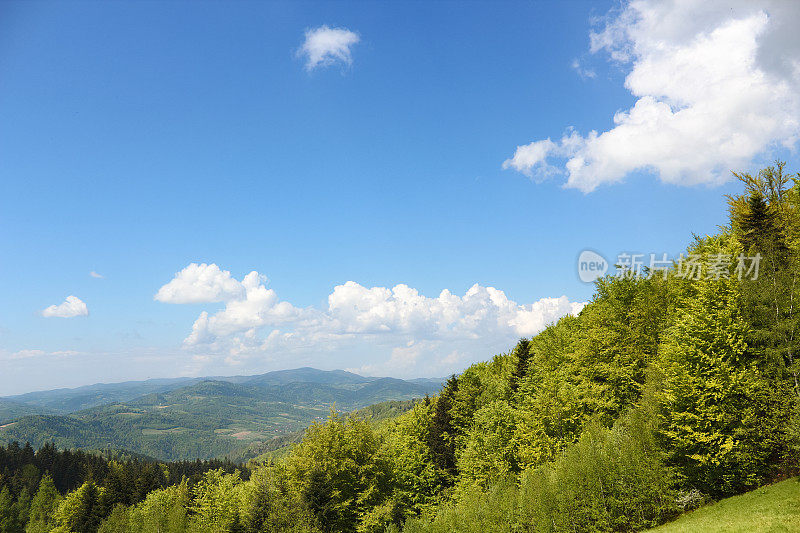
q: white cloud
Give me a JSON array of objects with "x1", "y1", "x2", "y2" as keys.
[
  {"x1": 9, "y1": 349, "x2": 46, "y2": 359},
  {"x1": 502, "y1": 138, "x2": 559, "y2": 178},
  {"x1": 298, "y1": 25, "x2": 360, "y2": 71},
  {"x1": 90, "y1": 271, "x2": 103, "y2": 279},
  {"x1": 181, "y1": 271, "x2": 302, "y2": 348},
  {"x1": 1, "y1": 349, "x2": 81, "y2": 361},
  {"x1": 325, "y1": 281, "x2": 583, "y2": 339},
  {"x1": 156, "y1": 264, "x2": 585, "y2": 375},
  {"x1": 41, "y1": 296, "x2": 88, "y2": 318},
  {"x1": 154, "y1": 263, "x2": 245, "y2": 304},
  {"x1": 504, "y1": 1, "x2": 800, "y2": 192},
  {"x1": 571, "y1": 58, "x2": 596, "y2": 79}
]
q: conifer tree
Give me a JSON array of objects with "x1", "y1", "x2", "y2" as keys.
[
  {"x1": 12, "y1": 488, "x2": 31, "y2": 533},
  {"x1": 730, "y1": 163, "x2": 800, "y2": 395},
  {"x1": 52, "y1": 481, "x2": 103, "y2": 533},
  {"x1": 509, "y1": 338, "x2": 531, "y2": 394},
  {"x1": 426, "y1": 375, "x2": 459, "y2": 479},
  {"x1": 0, "y1": 486, "x2": 15, "y2": 533},
  {"x1": 26, "y1": 475, "x2": 60, "y2": 533}
]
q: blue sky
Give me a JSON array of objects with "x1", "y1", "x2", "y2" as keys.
[{"x1": 2, "y1": 1, "x2": 799, "y2": 394}]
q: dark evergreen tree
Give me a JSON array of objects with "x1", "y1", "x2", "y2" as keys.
[
  {"x1": 426, "y1": 375, "x2": 459, "y2": 479},
  {"x1": 730, "y1": 163, "x2": 800, "y2": 395},
  {"x1": 739, "y1": 191, "x2": 788, "y2": 261},
  {"x1": 11, "y1": 487, "x2": 30, "y2": 533},
  {"x1": 509, "y1": 338, "x2": 531, "y2": 394},
  {"x1": 0, "y1": 486, "x2": 15, "y2": 533}
]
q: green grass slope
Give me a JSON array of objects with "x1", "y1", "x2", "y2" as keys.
[{"x1": 649, "y1": 478, "x2": 800, "y2": 533}]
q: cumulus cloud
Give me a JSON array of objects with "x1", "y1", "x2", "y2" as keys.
[
  {"x1": 156, "y1": 264, "x2": 585, "y2": 375},
  {"x1": 504, "y1": 0, "x2": 800, "y2": 192},
  {"x1": 90, "y1": 271, "x2": 103, "y2": 279},
  {"x1": 298, "y1": 25, "x2": 360, "y2": 71},
  {"x1": 41, "y1": 296, "x2": 88, "y2": 318},
  {"x1": 325, "y1": 281, "x2": 583, "y2": 339},
  {"x1": 154, "y1": 263, "x2": 246, "y2": 304},
  {"x1": 182, "y1": 271, "x2": 302, "y2": 348}
]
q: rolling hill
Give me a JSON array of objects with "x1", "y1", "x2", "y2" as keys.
[
  {"x1": 0, "y1": 398, "x2": 56, "y2": 425},
  {"x1": 0, "y1": 368, "x2": 442, "y2": 461}
]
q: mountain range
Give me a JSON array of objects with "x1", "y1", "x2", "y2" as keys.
[{"x1": 0, "y1": 368, "x2": 443, "y2": 461}]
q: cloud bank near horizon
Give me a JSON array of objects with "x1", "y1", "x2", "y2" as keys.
[{"x1": 155, "y1": 263, "x2": 585, "y2": 375}]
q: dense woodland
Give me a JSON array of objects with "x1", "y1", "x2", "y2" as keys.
[
  {"x1": 0, "y1": 374, "x2": 441, "y2": 462},
  {"x1": 2, "y1": 164, "x2": 800, "y2": 531},
  {"x1": 0, "y1": 442, "x2": 248, "y2": 532}
]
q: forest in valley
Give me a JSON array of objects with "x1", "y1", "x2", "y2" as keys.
[{"x1": 1, "y1": 163, "x2": 800, "y2": 532}]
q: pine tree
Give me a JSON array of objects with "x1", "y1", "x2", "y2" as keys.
[
  {"x1": 26, "y1": 474, "x2": 60, "y2": 533},
  {"x1": 509, "y1": 338, "x2": 531, "y2": 394},
  {"x1": 426, "y1": 375, "x2": 459, "y2": 479},
  {"x1": 730, "y1": 163, "x2": 800, "y2": 396},
  {"x1": 0, "y1": 486, "x2": 15, "y2": 533},
  {"x1": 52, "y1": 481, "x2": 102, "y2": 533},
  {"x1": 12, "y1": 488, "x2": 31, "y2": 533},
  {"x1": 739, "y1": 191, "x2": 788, "y2": 260}
]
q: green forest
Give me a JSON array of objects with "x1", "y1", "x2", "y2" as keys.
[
  {"x1": 2, "y1": 163, "x2": 800, "y2": 531},
  {"x1": 0, "y1": 372, "x2": 442, "y2": 462}
]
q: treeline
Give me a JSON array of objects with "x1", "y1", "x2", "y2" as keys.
[
  {"x1": 2, "y1": 163, "x2": 800, "y2": 532},
  {"x1": 0, "y1": 442, "x2": 248, "y2": 532}
]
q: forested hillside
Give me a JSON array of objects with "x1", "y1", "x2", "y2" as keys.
[
  {"x1": 1, "y1": 164, "x2": 799, "y2": 531},
  {"x1": 0, "y1": 371, "x2": 441, "y2": 461},
  {"x1": 0, "y1": 402, "x2": 55, "y2": 427}
]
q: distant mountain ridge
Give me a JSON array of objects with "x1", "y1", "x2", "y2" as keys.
[
  {"x1": 0, "y1": 368, "x2": 444, "y2": 460},
  {"x1": 3, "y1": 367, "x2": 439, "y2": 415},
  {"x1": 219, "y1": 367, "x2": 373, "y2": 386},
  {"x1": 5, "y1": 377, "x2": 203, "y2": 416}
]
